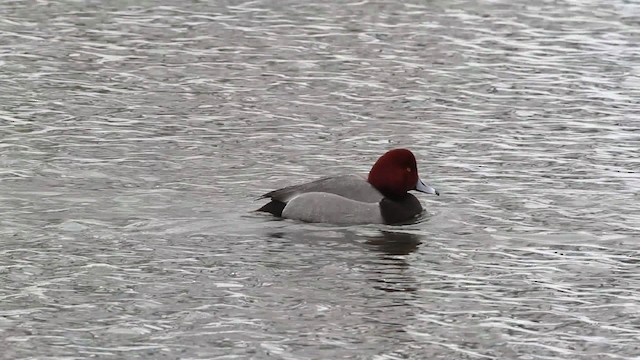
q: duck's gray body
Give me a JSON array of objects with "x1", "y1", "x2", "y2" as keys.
[{"x1": 258, "y1": 174, "x2": 424, "y2": 225}]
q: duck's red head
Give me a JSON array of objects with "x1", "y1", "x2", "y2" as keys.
[{"x1": 368, "y1": 148, "x2": 439, "y2": 199}]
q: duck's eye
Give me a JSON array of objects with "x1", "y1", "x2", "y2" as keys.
[{"x1": 406, "y1": 167, "x2": 411, "y2": 172}]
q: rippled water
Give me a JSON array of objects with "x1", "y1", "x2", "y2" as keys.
[{"x1": 2, "y1": 0, "x2": 639, "y2": 358}]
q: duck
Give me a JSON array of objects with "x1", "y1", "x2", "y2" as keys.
[{"x1": 257, "y1": 148, "x2": 439, "y2": 224}]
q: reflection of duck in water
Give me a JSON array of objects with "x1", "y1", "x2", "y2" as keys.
[
  {"x1": 365, "y1": 230, "x2": 422, "y2": 293},
  {"x1": 258, "y1": 149, "x2": 438, "y2": 224},
  {"x1": 264, "y1": 228, "x2": 424, "y2": 293},
  {"x1": 366, "y1": 230, "x2": 422, "y2": 256}
]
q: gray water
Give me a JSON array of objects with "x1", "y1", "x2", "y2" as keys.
[{"x1": 1, "y1": 0, "x2": 639, "y2": 358}]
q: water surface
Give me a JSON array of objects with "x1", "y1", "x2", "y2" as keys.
[{"x1": 1, "y1": 0, "x2": 639, "y2": 358}]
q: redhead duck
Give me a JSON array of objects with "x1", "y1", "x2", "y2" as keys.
[{"x1": 257, "y1": 149, "x2": 439, "y2": 224}]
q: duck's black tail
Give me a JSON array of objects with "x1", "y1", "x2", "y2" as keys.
[{"x1": 256, "y1": 200, "x2": 286, "y2": 217}]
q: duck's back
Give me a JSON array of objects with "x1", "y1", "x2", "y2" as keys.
[
  {"x1": 257, "y1": 174, "x2": 383, "y2": 217},
  {"x1": 261, "y1": 174, "x2": 383, "y2": 203}
]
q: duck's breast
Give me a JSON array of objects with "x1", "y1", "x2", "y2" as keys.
[{"x1": 379, "y1": 194, "x2": 424, "y2": 224}]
